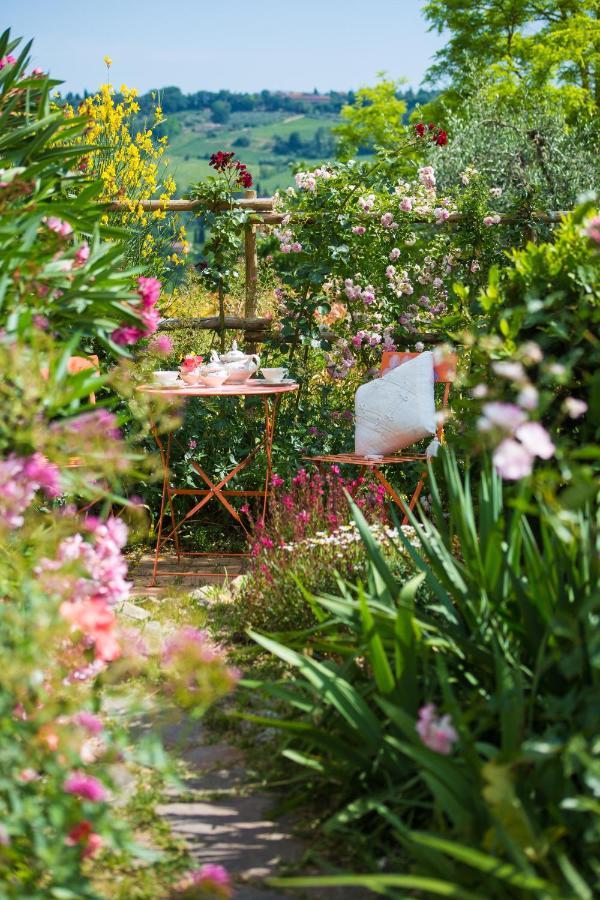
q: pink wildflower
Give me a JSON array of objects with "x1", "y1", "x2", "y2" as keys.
[
  {"x1": 416, "y1": 704, "x2": 458, "y2": 754},
  {"x1": 271, "y1": 473, "x2": 284, "y2": 488},
  {"x1": 64, "y1": 772, "x2": 107, "y2": 803}
]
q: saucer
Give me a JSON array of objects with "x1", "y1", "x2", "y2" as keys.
[{"x1": 260, "y1": 377, "x2": 296, "y2": 385}]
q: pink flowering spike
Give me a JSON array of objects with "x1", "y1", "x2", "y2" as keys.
[
  {"x1": 64, "y1": 771, "x2": 107, "y2": 802},
  {"x1": 416, "y1": 704, "x2": 458, "y2": 755},
  {"x1": 493, "y1": 438, "x2": 534, "y2": 480},
  {"x1": 515, "y1": 422, "x2": 555, "y2": 460}
]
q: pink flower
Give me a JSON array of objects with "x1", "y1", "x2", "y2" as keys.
[
  {"x1": 0, "y1": 452, "x2": 61, "y2": 528},
  {"x1": 65, "y1": 820, "x2": 103, "y2": 858},
  {"x1": 493, "y1": 438, "x2": 533, "y2": 480},
  {"x1": 148, "y1": 334, "x2": 173, "y2": 356},
  {"x1": 517, "y1": 385, "x2": 539, "y2": 410},
  {"x1": 44, "y1": 216, "x2": 73, "y2": 238},
  {"x1": 0, "y1": 55, "x2": 16, "y2": 70},
  {"x1": 389, "y1": 248, "x2": 401, "y2": 261},
  {"x1": 386, "y1": 265, "x2": 395, "y2": 279},
  {"x1": 33, "y1": 314, "x2": 49, "y2": 330},
  {"x1": 111, "y1": 325, "x2": 144, "y2": 346},
  {"x1": 479, "y1": 402, "x2": 527, "y2": 433},
  {"x1": 418, "y1": 166, "x2": 436, "y2": 189},
  {"x1": 290, "y1": 242, "x2": 302, "y2": 253},
  {"x1": 380, "y1": 212, "x2": 395, "y2": 228},
  {"x1": 563, "y1": 397, "x2": 588, "y2": 419},
  {"x1": 470, "y1": 260, "x2": 480, "y2": 273},
  {"x1": 74, "y1": 242, "x2": 90, "y2": 267},
  {"x1": 399, "y1": 198, "x2": 413, "y2": 212},
  {"x1": 73, "y1": 711, "x2": 103, "y2": 735},
  {"x1": 483, "y1": 214, "x2": 501, "y2": 226},
  {"x1": 60, "y1": 600, "x2": 121, "y2": 662},
  {"x1": 585, "y1": 214, "x2": 600, "y2": 246},
  {"x1": 492, "y1": 360, "x2": 527, "y2": 384},
  {"x1": 352, "y1": 225, "x2": 366, "y2": 235},
  {"x1": 22, "y1": 453, "x2": 61, "y2": 497},
  {"x1": 173, "y1": 864, "x2": 232, "y2": 898},
  {"x1": 188, "y1": 439, "x2": 197, "y2": 449},
  {"x1": 137, "y1": 276, "x2": 161, "y2": 309},
  {"x1": 416, "y1": 704, "x2": 458, "y2": 754},
  {"x1": 64, "y1": 772, "x2": 107, "y2": 803},
  {"x1": 434, "y1": 207, "x2": 450, "y2": 224},
  {"x1": 271, "y1": 473, "x2": 284, "y2": 487},
  {"x1": 515, "y1": 422, "x2": 555, "y2": 459}
]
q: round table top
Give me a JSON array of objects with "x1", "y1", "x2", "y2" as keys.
[{"x1": 139, "y1": 380, "x2": 299, "y2": 398}]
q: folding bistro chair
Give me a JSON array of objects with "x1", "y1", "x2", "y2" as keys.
[{"x1": 307, "y1": 350, "x2": 457, "y2": 524}]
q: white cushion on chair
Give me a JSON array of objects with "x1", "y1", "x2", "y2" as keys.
[{"x1": 354, "y1": 351, "x2": 436, "y2": 456}]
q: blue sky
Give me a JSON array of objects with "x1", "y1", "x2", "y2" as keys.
[{"x1": 7, "y1": 1, "x2": 444, "y2": 94}]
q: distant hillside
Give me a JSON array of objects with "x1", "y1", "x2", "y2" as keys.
[{"x1": 62, "y1": 86, "x2": 437, "y2": 196}]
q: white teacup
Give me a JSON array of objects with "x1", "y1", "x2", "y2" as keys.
[
  {"x1": 154, "y1": 370, "x2": 179, "y2": 386},
  {"x1": 260, "y1": 367, "x2": 288, "y2": 383},
  {"x1": 201, "y1": 371, "x2": 228, "y2": 388}
]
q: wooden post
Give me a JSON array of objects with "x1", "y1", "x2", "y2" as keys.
[{"x1": 244, "y1": 189, "x2": 258, "y2": 351}]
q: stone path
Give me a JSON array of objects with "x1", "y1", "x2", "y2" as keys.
[
  {"x1": 123, "y1": 562, "x2": 370, "y2": 899},
  {"x1": 130, "y1": 553, "x2": 247, "y2": 597},
  {"x1": 158, "y1": 719, "x2": 304, "y2": 899}
]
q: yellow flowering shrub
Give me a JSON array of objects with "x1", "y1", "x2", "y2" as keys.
[{"x1": 63, "y1": 65, "x2": 189, "y2": 282}]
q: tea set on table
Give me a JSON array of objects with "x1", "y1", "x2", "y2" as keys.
[{"x1": 153, "y1": 341, "x2": 293, "y2": 389}]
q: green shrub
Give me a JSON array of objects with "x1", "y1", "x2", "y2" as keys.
[{"x1": 247, "y1": 449, "x2": 600, "y2": 898}]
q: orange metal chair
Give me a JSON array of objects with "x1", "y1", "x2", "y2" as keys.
[{"x1": 307, "y1": 350, "x2": 457, "y2": 524}]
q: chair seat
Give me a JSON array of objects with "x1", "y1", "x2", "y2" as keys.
[{"x1": 306, "y1": 451, "x2": 427, "y2": 466}]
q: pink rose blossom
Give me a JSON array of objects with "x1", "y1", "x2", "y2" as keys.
[
  {"x1": 434, "y1": 207, "x2": 450, "y2": 224},
  {"x1": 389, "y1": 248, "x2": 401, "y2": 261},
  {"x1": 352, "y1": 225, "x2": 366, "y2": 235},
  {"x1": 380, "y1": 212, "x2": 395, "y2": 228},
  {"x1": 64, "y1": 772, "x2": 107, "y2": 803},
  {"x1": 483, "y1": 214, "x2": 501, "y2": 226},
  {"x1": 515, "y1": 422, "x2": 555, "y2": 459},
  {"x1": 399, "y1": 197, "x2": 413, "y2": 212},
  {"x1": 416, "y1": 704, "x2": 458, "y2": 754},
  {"x1": 562, "y1": 397, "x2": 588, "y2": 419},
  {"x1": 493, "y1": 438, "x2": 533, "y2": 480},
  {"x1": 291, "y1": 242, "x2": 302, "y2": 253}
]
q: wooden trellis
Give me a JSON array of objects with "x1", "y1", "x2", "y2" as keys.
[{"x1": 108, "y1": 193, "x2": 568, "y2": 346}]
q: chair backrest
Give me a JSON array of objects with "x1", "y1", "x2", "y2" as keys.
[
  {"x1": 381, "y1": 350, "x2": 457, "y2": 383},
  {"x1": 67, "y1": 355, "x2": 100, "y2": 404},
  {"x1": 381, "y1": 349, "x2": 457, "y2": 443},
  {"x1": 67, "y1": 355, "x2": 99, "y2": 375}
]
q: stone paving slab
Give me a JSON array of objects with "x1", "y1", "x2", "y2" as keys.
[{"x1": 129, "y1": 553, "x2": 246, "y2": 596}]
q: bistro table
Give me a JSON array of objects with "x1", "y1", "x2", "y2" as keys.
[{"x1": 139, "y1": 380, "x2": 298, "y2": 586}]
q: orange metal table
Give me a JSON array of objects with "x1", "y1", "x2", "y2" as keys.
[{"x1": 140, "y1": 381, "x2": 298, "y2": 585}]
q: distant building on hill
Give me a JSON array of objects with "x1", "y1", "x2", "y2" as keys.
[{"x1": 280, "y1": 92, "x2": 333, "y2": 105}]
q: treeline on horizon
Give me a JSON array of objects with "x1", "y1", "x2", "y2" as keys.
[{"x1": 61, "y1": 84, "x2": 438, "y2": 121}]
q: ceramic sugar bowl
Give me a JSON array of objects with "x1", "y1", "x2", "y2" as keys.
[{"x1": 218, "y1": 341, "x2": 260, "y2": 383}]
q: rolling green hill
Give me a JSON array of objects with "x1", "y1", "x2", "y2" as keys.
[{"x1": 164, "y1": 109, "x2": 340, "y2": 196}]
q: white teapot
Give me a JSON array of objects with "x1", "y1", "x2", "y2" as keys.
[{"x1": 218, "y1": 341, "x2": 261, "y2": 383}]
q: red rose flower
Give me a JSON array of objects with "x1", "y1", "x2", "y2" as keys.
[{"x1": 415, "y1": 123, "x2": 426, "y2": 137}]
